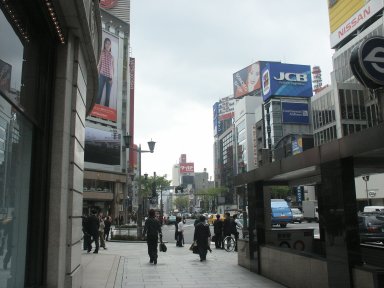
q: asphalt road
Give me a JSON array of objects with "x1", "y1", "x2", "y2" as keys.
[{"x1": 161, "y1": 219, "x2": 321, "y2": 244}]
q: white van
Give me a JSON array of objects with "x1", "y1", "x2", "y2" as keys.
[{"x1": 363, "y1": 206, "x2": 384, "y2": 212}]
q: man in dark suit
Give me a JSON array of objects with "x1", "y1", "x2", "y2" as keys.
[
  {"x1": 143, "y1": 209, "x2": 162, "y2": 264},
  {"x1": 85, "y1": 209, "x2": 100, "y2": 253},
  {"x1": 213, "y1": 214, "x2": 223, "y2": 249},
  {"x1": 193, "y1": 215, "x2": 211, "y2": 261}
]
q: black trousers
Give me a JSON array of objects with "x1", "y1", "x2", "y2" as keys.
[
  {"x1": 176, "y1": 232, "x2": 183, "y2": 247},
  {"x1": 147, "y1": 235, "x2": 158, "y2": 260},
  {"x1": 214, "y1": 233, "x2": 223, "y2": 248},
  {"x1": 90, "y1": 233, "x2": 99, "y2": 252}
]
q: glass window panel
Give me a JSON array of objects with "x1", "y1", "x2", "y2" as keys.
[
  {"x1": 0, "y1": 9, "x2": 24, "y2": 106},
  {"x1": 0, "y1": 97, "x2": 32, "y2": 287}
]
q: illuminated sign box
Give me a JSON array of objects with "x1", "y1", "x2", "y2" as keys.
[{"x1": 261, "y1": 63, "x2": 312, "y2": 101}]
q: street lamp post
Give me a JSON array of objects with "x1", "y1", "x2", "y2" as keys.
[
  {"x1": 124, "y1": 134, "x2": 155, "y2": 239},
  {"x1": 362, "y1": 175, "x2": 370, "y2": 206}
]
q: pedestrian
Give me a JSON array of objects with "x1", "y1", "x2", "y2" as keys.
[
  {"x1": 193, "y1": 215, "x2": 211, "y2": 262},
  {"x1": 104, "y1": 216, "x2": 112, "y2": 241},
  {"x1": 194, "y1": 214, "x2": 202, "y2": 226},
  {"x1": 174, "y1": 217, "x2": 179, "y2": 246},
  {"x1": 86, "y1": 209, "x2": 100, "y2": 253},
  {"x1": 222, "y1": 212, "x2": 232, "y2": 248},
  {"x1": 213, "y1": 214, "x2": 223, "y2": 249},
  {"x1": 82, "y1": 215, "x2": 90, "y2": 251},
  {"x1": 99, "y1": 215, "x2": 107, "y2": 249},
  {"x1": 177, "y1": 216, "x2": 184, "y2": 247},
  {"x1": 232, "y1": 214, "x2": 242, "y2": 251},
  {"x1": 143, "y1": 209, "x2": 162, "y2": 265}
]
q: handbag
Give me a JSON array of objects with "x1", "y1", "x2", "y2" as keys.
[
  {"x1": 189, "y1": 241, "x2": 199, "y2": 254},
  {"x1": 211, "y1": 235, "x2": 216, "y2": 242},
  {"x1": 159, "y1": 241, "x2": 167, "y2": 252}
]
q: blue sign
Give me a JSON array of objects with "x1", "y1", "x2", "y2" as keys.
[
  {"x1": 261, "y1": 62, "x2": 313, "y2": 101},
  {"x1": 282, "y1": 102, "x2": 309, "y2": 124}
]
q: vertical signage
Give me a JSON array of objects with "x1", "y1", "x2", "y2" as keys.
[{"x1": 296, "y1": 186, "x2": 304, "y2": 204}]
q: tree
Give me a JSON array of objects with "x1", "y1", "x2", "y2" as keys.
[
  {"x1": 141, "y1": 174, "x2": 171, "y2": 198},
  {"x1": 195, "y1": 186, "x2": 226, "y2": 212},
  {"x1": 174, "y1": 196, "x2": 189, "y2": 211},
  {"x1": 270, "y1": 186, "x2": 291, "y2": 200}
]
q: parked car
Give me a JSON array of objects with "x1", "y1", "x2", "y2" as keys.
[
  {"x1": 291, "y1": 208, "x2": 304, "y2": 223},
  {"x1": 166, "y1": 215, "x2": 177, "y2": 225},
  {"x1": 358, "y1": 212, "x2": 384, "y2": 243}
]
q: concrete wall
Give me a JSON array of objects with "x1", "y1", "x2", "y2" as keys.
[{"x1": 259, "y1": 246, "x2": 328, "y2": 288}]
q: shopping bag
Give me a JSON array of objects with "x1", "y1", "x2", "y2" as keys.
[{"x1": 159, "y1": 242, "x2": 167, "y2": 252}]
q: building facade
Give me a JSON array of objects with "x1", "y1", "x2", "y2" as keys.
[
  {"x1": 83, "y1": 0, "x2": 133, "y2": 224},
  {"x1": 0, "y1": 0, "x2": 101, "y2": 287}
]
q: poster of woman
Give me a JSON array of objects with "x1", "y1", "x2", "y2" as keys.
[{"x1": 91, "y1": 31, "x2": 119, "y2": 122}]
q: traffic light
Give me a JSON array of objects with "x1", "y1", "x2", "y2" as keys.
[
  {"x1": 152, "y1": 182, "x2": 157, "y2": 197},
  {"x1": 175, "y1": 186, "x2": 184, "y2": 193}
]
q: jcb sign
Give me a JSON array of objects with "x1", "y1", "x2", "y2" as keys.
[
  {"x1": 274, "y1": 72, "x2": 308, "y2": 82},
  {"x1": 261, "y1": 62, "x2": 312, "y2": 101}
]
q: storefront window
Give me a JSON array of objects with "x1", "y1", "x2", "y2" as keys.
[{"x1": 0, "y1": 8, "x2": 32, "y2": 288}]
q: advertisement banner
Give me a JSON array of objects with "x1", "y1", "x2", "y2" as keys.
[
  {"x1": 292, "y1": 135, "x2": 303, "y2": 155},
  {"x1": 91, "y1": 31, "x2": 119, "y2": 121},
  {"x1": 329, "y1": 0, "x2": 383, "y2": 48},
  {"x1": 84, "y1": 127, "x2": 121, "y2": 165},
  {"x1": 282, "y1": 102, "x2": 309, "y2": 124},
  {"x1": 180, "y1": 163, "x2": 194, "y2": 174},
  {"x1": 233, "y1": 62, "x2": 261, "y2": 98},
  {"x1": 261, "y1": 63, "x2": 312, "y2": 101},
  {"x1": 218, "y1": 96, "x2": 235, "y2": 121}
]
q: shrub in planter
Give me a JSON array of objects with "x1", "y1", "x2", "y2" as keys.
[{"x1": 111, "y1": 234, "x2": 138, "y2": 241}]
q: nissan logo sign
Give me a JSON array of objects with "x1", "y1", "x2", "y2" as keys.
[{"x1": 350, "y1": 36, "x2": 384, "y2": 89}]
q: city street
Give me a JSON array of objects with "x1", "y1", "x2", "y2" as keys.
[{"x1": 160, "y1": 219, "x2": 320, "y2": 244}]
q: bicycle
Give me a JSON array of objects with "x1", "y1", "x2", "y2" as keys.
[{"x1": 223, "y1": 235, "x2": 236, "y2": 252}]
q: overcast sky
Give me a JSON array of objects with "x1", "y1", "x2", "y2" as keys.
[{"x1": 130, "y1": 0, "x2": 334, "y2": 182}]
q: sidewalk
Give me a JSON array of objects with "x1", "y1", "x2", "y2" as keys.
[{"x1": 82, "y1": 241, "x2": 286, "y2": 288}]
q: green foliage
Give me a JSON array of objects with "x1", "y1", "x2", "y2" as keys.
[
  {"x1": 195, "y1": 186, "x2": 226, "y2": 212},
  {"x1": 174, "y1": 195, "x2": 189, "y2": 211},
  {"x1": 270, "y1": 186, "x2": 291, "y2": 199},
  {"x1": 141, "y1": 174, "x2": 171, "y2": 197}
]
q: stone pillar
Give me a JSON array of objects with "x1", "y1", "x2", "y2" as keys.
[
  {"x1": 247, "y1": 181, "x2": 266, "y2": 273},
  {"x1": 319, "y1": 157, "x2": 362, "y2": 288}
]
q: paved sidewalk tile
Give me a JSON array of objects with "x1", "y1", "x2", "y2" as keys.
[{"x1": 82, "y1": 241, "x2": 286, "y2": 288}]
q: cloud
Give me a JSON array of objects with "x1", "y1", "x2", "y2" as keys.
[{"x1": 131, "y1": 0, "x2": 334, "y2": 181}]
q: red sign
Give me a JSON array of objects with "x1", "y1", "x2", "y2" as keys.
[
  {"x1": 100, "y1": 0, "x2": 118, "y2": 9},
  {"x1": 180, "y1": 163, "x2": 194, "y2": 174}
]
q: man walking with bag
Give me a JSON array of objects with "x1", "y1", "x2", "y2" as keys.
[{"x1": 143, "y1": 209, "x2": 162, "y2": 264}]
